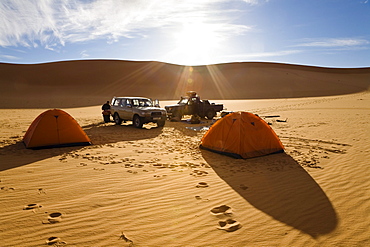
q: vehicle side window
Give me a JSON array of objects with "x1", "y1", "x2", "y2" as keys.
[
  {"x1": 189, "y1": 98, "x2": 197, "y2": 105},
  {"x1": 113, "y1": 99, "x2": 121, "y2": 106},
  {"x1": 132, "y1": 99, "x2": 139, "y2": 107},
  {"x1": 126, "y1": 99, "x2": 131, "y2": 106},
  {"x1": 179, "y1": 98, "x2": 188, "y2": 104}
]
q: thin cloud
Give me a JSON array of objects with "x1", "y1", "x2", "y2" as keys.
[
  {"x1": 242, "y1": 0, "x2": 269, "y2": 5},
  {"x1": 226, "y1": 49, "x2": 302, "y2": 59},
  {"x1": 0, "y1": 54, "x2": 20, "y2": 60},
  {"x1": 80, "y1": 50, "x2": 89, "y2": 58},
  {"x1": 0, "y1": 0, "x2": 253, "y2": 49},
  {"x1": 296, "y1": 38, "x2": 370, "y2": 48},
  {"x1": 0, "y1": 1, "x2": 59, "y2": 47}
]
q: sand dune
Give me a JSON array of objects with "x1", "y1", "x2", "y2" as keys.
[{"x1": 0, "y1": 60, "x2": 369, "y2": 108}]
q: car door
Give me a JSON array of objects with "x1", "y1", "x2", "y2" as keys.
[
  {"x1": 184, "y1": 98, "x2": 193, "y2": 115},
  {"x1": 122, "y1": 99, "x2": 134, "y2": 120},
  {"x1": 129, "y1": 99, "x2": 141, "y2": 119},
  {"x1": 112, "y1": 98, "x2": 122, "y2": 116}
]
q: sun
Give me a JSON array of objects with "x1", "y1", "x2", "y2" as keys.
[{"x1": 171, "y1": 22, "x2": 222, "y2": 65}]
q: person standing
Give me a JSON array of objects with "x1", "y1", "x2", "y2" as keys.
[{"x1": 102, "y1": 101, "x2": 111, "y2": 123}]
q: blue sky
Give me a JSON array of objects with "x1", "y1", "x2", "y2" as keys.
[{"x1": 0, "y1": 0, "x2": 369, "y2": 67}]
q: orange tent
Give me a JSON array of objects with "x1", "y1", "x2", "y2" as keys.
[
  {"x1": 23, "y1": 109, "x2": 91, "y2": 149},
  {"x1": 200, "y1": 112, "x2": 284, "y2": 158}
]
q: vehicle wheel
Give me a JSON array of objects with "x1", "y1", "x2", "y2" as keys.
[
  {"x1": 114, "y1": 113, "x2": 122, "y2": 125},
  {"x1": 171, "y1": 110, "x2": 182, "y2": 122},
  {"x1": 157, "y1": 120, "x2": 165, "y2": 127},
  {"x1": 133, "y1": 115, "x2": 144, "y2": 128},
  {"x1": 206, "y1": 109, "x2": 216, "y2": 120}
]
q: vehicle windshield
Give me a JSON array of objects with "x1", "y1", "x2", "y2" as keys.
[
  {"x1": 178, "y1": 97, "x2": 189, "y2": 104},
  {"x1": 132, "y1": 98, "x2": 153, "y2": 107}
]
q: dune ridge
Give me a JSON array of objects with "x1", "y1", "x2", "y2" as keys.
[{"x1": 0, "y1": 60, "x2": 369, "y2": 108}]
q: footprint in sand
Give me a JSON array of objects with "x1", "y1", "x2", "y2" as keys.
[
  {"x1": 154, "y1": 174, "x2": 167, "y2": 178},
  {"x1": 210, "y1": 205, "x2": 232, "y2": 215},
  {"x1": 46, "y1": 236, "x2": 67, "y2": 245},
  {"x1": 196, "y1": 182, "x2": 209, "y2": 188},
  {"x1": 152, "y1": 163, "x2": 167, "y2": 168},
  {"x1": 127, "y1": 170, "x2": 138, "y2": 174},
  {"x1": 1, "y1": 186, "x2": 15, "y2": 191},
  {"x1": 195, "y1": 195, "x2": 209, "y2": 201},
  {"x1": 218, "y1": 219, "x2": 242, "y2": 232},
  {"x1": 23, "y1": 203, "x2": 42, "y2": 210},
  {"x1": 191, "y1": 170, "x2": 209, "y2": 177},
  {"x1": 76, "y1": 162, "x2": 88, "y2": 167},
  {"x1": 43, "y1": 212, "x2": 63, "y2": 224},
  {"x1": 38, "y1": 188, "x2": 47, "y2": 194},
  {"x1": 93, "y1": 168, "x2": 105, "y2": 171}
]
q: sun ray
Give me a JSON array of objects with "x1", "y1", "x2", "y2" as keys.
[
  {"x1": 173, "y1": 66, "x2": 195, "y2": 98},
  {"x1": 205, "y1": 64, "x2": 235, "y2": 99},
  {"x1": 94, "y1": 61, "x2": 166, "y2": 98}
]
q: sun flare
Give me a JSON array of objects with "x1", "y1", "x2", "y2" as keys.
[{"x1": 172, "y1": 23, "x2": 222, "y2": 65}]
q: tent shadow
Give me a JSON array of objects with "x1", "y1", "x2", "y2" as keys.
[
  {"x1": 0, "y1": 122, "x2": 163, "y2": 171},
  {"x1": 0, "y1": 142, "x2": 82, "y2": 171},
  {"x1": 201, "y1": 150, "x2": 338, "y2": 238}
]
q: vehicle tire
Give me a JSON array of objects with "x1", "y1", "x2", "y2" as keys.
[
  {"x1": 206, "y1": 109, "x2": 216, "y2": 120},
  {"x1": 114, "y1": 113, "x2": 122, "y2": 125},
  {"x1": 171, "y1": 110, "x2": 182, "y2": 122},
  {"x1": 133, "y1": 115, "x2": 144, "y2": 128},
  {"x1": 157, "y1": 120, "x2": 165, "y2": 127}
]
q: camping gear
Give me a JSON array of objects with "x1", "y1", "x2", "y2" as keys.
[
  {"x1": 200, "y1": 111, "x2": 284, "y2": 158},
  {"x1": 23, "y1": 109, "x2": 91, "y2": 149}
]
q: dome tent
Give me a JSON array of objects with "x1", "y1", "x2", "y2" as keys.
[
  {"x1": 23, "y1": 109, "x2": 91, "y2": 149},
  {"x1": 200, "y1": 112, "x2": 284, "y2": 158}
]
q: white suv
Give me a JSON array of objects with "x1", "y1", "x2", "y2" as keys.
[{"x1": 110, "y1": 97, "x2": 167, "y2": 128}]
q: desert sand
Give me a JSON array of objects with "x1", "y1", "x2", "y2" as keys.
[{"x1": 0, "y1": 61, "x2": 370, "y2": 246}]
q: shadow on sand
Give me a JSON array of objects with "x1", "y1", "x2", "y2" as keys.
[
  {"x1": 201, "y1": 150, "x2": 338, "y2": 238},
  {"x1": 0, "y1": 122, "x2": 163, "y2": 171},
  {"x1": 83, "y1": 121, "x2": 164, "y2": 145}
]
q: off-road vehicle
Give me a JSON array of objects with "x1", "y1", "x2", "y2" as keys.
[
  {"x1": 165, "y1": 92, "x2": 223, "y2": 121},
  {"x1": 110, "y1": 97, "x2": 167, "y2": 128}
]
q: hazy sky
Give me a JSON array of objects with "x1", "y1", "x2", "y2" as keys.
[{"x1": 0, "y1": 0, "x2": 369, "y2": 67}]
